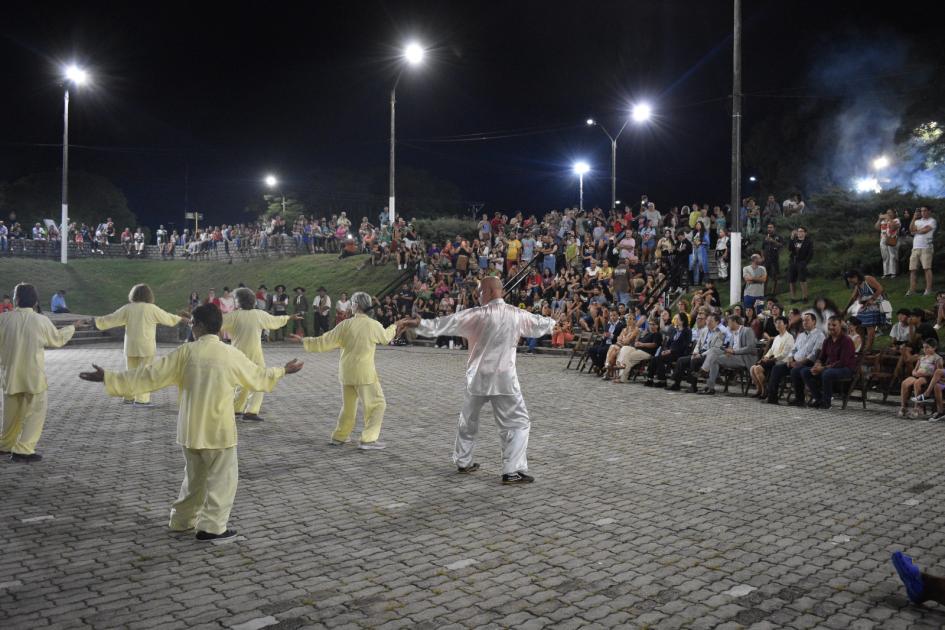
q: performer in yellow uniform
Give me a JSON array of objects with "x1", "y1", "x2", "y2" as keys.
[
  {"x1": 0, "y1": 283, "x2": 81, "y2": 462},
  {"x1": 222, "y1": 287, "x2": 300, "y2": 421},
  {"x1": 290, "y1": 291, "x2": 396, "y2": 449},
  {"x1": 92, "y1": 284, "x2": 188, "y2": 407},
  {"x1": 80, "y1": 304, "x2": 303, "y2": 541}
]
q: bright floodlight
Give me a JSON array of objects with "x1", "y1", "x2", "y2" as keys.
[
  {"x1": 64, "y1": 64, "x2": 89, "y2": 85},
  {"x1": 872, "y1": 155, "x2": 890, "y2": 170},
  {"x1": 749, "y1": 176, "x2": 757, "y2": 182},
  {"x1": 854, "y1": 176, "x2": 881, "y2": 194},
  {"x1": 586, "y1": 118, "x2": 595, "y2": 126},
  {"x1": 573, "y1": 162, "x2": 590, "y2": 175},
  {"x1": 265, "y1": 175, "x2": 278, "y2": 188},
  {"x1": 404, "y1": 42, "x2": 425, "y2": 65},
  {"x1": 631, "y1": 103, "x2": 652, "y2": 123}
]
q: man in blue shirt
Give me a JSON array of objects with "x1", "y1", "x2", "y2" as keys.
[{"x1": 50, "y1": 290, "x2": 70, "y2": 314}]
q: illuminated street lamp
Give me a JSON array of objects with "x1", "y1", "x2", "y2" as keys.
[
  {"x1": 573, "y1": 162, "x2": 590, "y2": 211},
  {"x1": 389, "y1": 41, "x2": 425, "y2": 225},
  {"x1": 61, "y1": 64, "x2": 90, "y2": 264},
  {"x1": 265, "y1": 174, "x2": 286, "y2": 214},
  {"x1": 586, "y1": 102, "x2": 652, "y2": 211},
  {"x1": 872, "y1": 155, "x2": 890, "y2": 170}
]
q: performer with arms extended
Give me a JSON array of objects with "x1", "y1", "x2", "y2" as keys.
[
  {"x1": 400, "y1": 275, "x2": 556, "y2": 484},
  {"x1": 80, "y1": 304, "x2": 303, "y2": 541}
]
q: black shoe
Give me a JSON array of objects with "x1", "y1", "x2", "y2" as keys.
[
  {"x1": 241, "y1": 413, "x2": 264, "y2": 421},
  {"x1": 643, "y1": 380, "x2": 654, "y2": 387},
  {"x1": 653, "y1": 381, "x2": 667, "y2": 388},
  {"x1": 697, "y1": 388, "x2": 716, "y2": 395},
  {"x1": 457, "y1": 463, "x2": 480, "y2": 474},
  {"x1": 501, "y1": 471, "x2": 534, "y2": 484},
  {"x1": 789, "y1": 400, "x2": 806, "y2": 407},
  {"x1": 764, "y1": 398, "x2": 779, "y2": 405},
  {"x1": 11, "y1": 453, "x2": 42, "y2": 463},
  {"x1": 687, "y1": 384, "x2": 698, "y2": 394},
  {"x1": 196, "y1": 529, "x2": 238, "y2": 541},
  {"x1": 667, "y1": 383, "x2": 681, "y2": 391},
  {"x1": 808, "y1": 399, "x2": 823, "y2": 408}
]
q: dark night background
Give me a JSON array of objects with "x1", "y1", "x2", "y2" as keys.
[{"x1": 2, "y1": 0, "x2": 943, "y2": 228}]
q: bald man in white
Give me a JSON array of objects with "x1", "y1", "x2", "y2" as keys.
[{"x1": 401, "y1": 276, "x2": 555, "y2": 484}]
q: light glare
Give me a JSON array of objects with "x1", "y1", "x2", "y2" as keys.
[
  {"x1": 404, "y1": 42, "x2": 425, "y2": 65},
  {"x1": 65, "y1": 64, "x2": 89, "y2": 85},
  {"x1": 573, "y1": 162, "x2": 590, "y2": 175},
  {"x1": 631, "y1": 103, "x2": 652, "y2": 123},
  {"x1": 872, "y1": 155, "x2": 890, "y2": 170},
  {"x1": 265, "y1": 175, "x2": 278, "y2": 188},
  {"x1": 854, "y1": 177, "x2": 881, "y2": 194},
  {"x1": 586, "y1": 118, "x2": 595, "y2": 126}
]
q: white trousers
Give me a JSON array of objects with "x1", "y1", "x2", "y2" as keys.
[
  {"x1": 880, "y1": 242, "x2": 898, "y2": 276},
  {"x1": 455, "y1": 392, "x2": 530, "y2": 474}
]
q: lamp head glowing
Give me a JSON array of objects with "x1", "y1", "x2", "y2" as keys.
[
  {"x1": 573, "y1": 162, "x2": 590, "y2": 175},
  {"x1": 631, "y1": 103, "x2": 652, "y2": 123},
  {"x1": 404, "y1": 42, "x2": 425, "y2": 65},
  {"x1": 265, "y1": 175, "x2": 278, "y2": 188},
  {"x1": 748, "y1": 176, "x2": 757, "y2": 182},
  {"x1": 854, "y1": 176, "x2": 881, "y2": 194},
  {"x1": 64, "y1": 64, "x2": 89, "y2": 86},
  {"x1": 872, "y1": 155, "x2": 890, "y2": 170},
  {"x1": 586, "y1": 118, "x2": 595, "y2": 126}
]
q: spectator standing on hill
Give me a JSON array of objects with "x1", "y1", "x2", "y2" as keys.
[
  {"x1": 762, "y1": 223, "x2": 783, "y2": 295},
  {"x1": 788, "y1": 226, "x2": 813, "y2": 303},
  {"x1": 907, "y1": 206, "x2": 936, "y2": 296},
  {"x1": 876, "y1": 209, "x2": 901, "y2": 278},
  {"x1": 742, "y1": 254, "x2": 767, "y2": 310}
]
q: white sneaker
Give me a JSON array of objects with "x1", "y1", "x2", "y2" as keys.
[
  {"x1": 929, "y1": 411, "x2": 944, "y2": 422},
  {"x1": 911, "y1": 394, "x2": 928, "y2": 403},
  {"x1": 357, "y1": 441, "x2": 386, "y2": 450}
]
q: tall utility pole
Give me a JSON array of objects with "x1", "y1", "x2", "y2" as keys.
[
  {"x1": 729, "y1": 0, "x2": 743, "y2": 308},
  {"x1": 389, "y1": 85, "x2": 396, "y2": 225},
  {"x1": 61, "y1": 89, "x2": 70, "y2": 264}
]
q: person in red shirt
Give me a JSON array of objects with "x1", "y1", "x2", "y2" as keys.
[
  {"x1": 0, "y1": 295, "x2": 13, "y2": 313},
  {"x1": 799, "y1": 315, "x2": 857, "y2": 408}
]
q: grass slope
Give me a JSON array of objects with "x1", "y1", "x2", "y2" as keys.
[{"x1": 0, "y1": 255, "x2": 404, "y2": 315}]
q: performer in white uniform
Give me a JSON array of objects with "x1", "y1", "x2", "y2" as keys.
[{"x1": 401, "y1": 276, "x2": 555, "y2": 484}]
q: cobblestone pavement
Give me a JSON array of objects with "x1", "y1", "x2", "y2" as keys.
[{"x1": 3, "y1": 343, "x2": 945, "y2": 629}]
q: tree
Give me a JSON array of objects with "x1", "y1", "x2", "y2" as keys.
[{"x1": 0, "y1": 171, "x2": 137, "y2": 230}]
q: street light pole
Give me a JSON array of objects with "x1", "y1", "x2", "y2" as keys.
[
  {"x1": 389, "y1": 42, "x2": 424, "y2": 227},
  {"x1": 573, "y1": 162, "x2": 590, "y2": 212},
  {"x1": 61, "y1": 88, "x2": 70, "y2": 264},
  {"x1": 586, "y1": 104, "x2": 651, "y2": 212},
  {"x1": 60, "y1": 64, "x2": 89, "y2": 264}
]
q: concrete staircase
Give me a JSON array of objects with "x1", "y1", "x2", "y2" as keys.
[{"x1": 48, "y1": 313, "x2": 117, "y2": 346}]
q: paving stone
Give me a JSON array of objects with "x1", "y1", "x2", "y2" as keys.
[{"x1": 0, "y1": 344, "x2": 943, "y2": 628}]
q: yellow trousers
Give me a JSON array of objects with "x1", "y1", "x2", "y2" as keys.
[
  {"x1": 168, "y1": 446, "x2": 238, "y2": 535},
  {"x1": 126, "y1": 355, "x2": 154, "y2": 403},
  {"x1": 333, "y1": 381, "x2": 386, "y2": 444},
  {"x1": 234, "y1": 387, "x2": 264, "y2": 415},
  {"x1": 1, "y1": 392, "x2": 48, "y2": 455}
]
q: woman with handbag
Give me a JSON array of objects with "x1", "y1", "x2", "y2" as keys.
[{"x1": 876, "y1": 208, "x2": 901, "y2": 278}]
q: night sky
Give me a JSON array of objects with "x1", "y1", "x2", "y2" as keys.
[{"x1": 1, "y1": 1, "x2": 942, "y2": 227}]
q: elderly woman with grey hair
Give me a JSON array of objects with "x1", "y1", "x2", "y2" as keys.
[{"x1": 290, "y1": 291, "x2": 398, "y2": 449}]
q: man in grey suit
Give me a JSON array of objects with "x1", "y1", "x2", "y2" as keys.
[
  {"x1": 699, "y1": 314, "x2": 758, "y2": 395},
  {"x1": 669, "y1": 313, "x2": 725, "y2": 392}
]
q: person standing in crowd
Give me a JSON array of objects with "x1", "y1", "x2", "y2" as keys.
[
  {"x1": 270, "y1": 285, "x2": 289, "y2": 341},
  {"x1": 80, "y1": 304, "x2": 303, "y2": 541},
  {"x1": 0, "y1": 284, "x2": 82, "y2": 461},
  {"x1": 223, "y1": 288, "x2": 300, "y2": 421},
  {"x1": 907, "y1": 205, "x2": 936, "y2": 296},
  {"x1": 742, "y1": 254, "x2": 767, "y2": 310},
  {"x1": 313, "y1": 286, "x2": 332, "y2": 336},
  {"x1": 50, "y1": 290, "x2": 70, "y2": 313},
  {"x1": 762, "y1": 223, "x2": 783, "y2": 295},
  {"x1": 799, "y1": 316, "x2": 856, "y2": 409},
  {"x1": 291, "y1": 292, "x2": 397, "y2": 450},
  {"x1": 292, "y1": 287, "x2": 309, "y2": 336},
  {"x1": 788, "y1": 226, "x2": 813, "y2": 304},
  {"x1": 843, "y1": 270, "x2": 885, "y2": 351},
  {"x1": 400, "y1": 276, "x2": 556, "y2": 484},
  {"x1": 334, "y1": 291, "x2": 351, "y2": 326},
  {"x1": 876, "y1": 209, "x2": 901, "y2": 278},
  {"x1": 92, "y1": 284, "x2": 189, "y2": 407}
]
